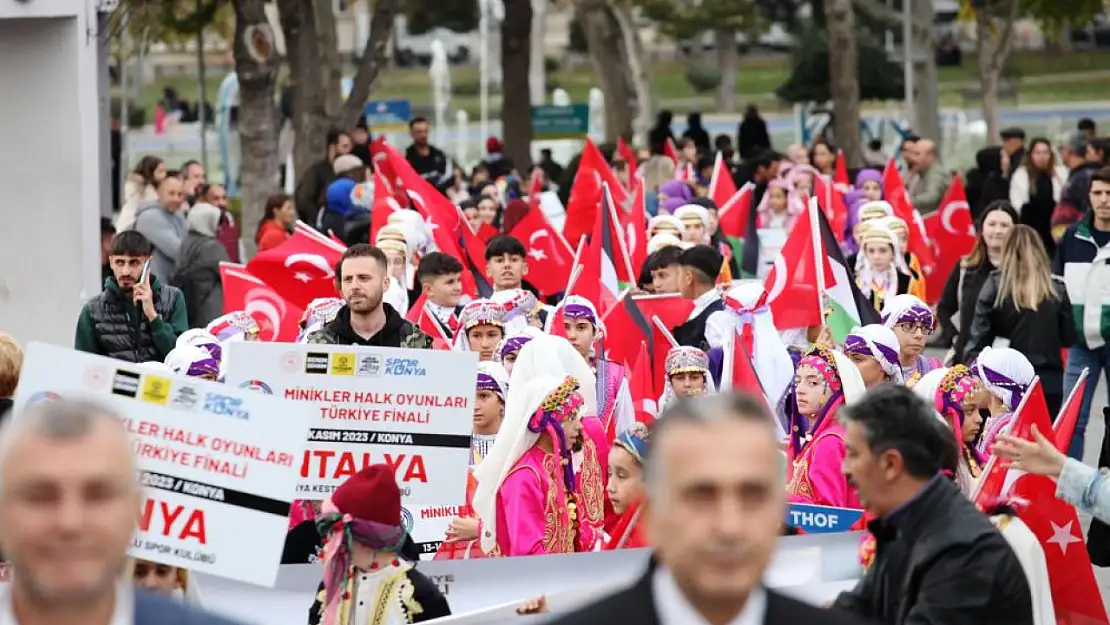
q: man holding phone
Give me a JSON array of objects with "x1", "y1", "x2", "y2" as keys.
[{"x1": 75, "y1": 231, "x2": 188, "y2": 363}]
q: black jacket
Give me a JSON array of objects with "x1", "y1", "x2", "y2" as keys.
[
  {"x1": 833, "y1": 476, "x2": 1033, "y2": 625},
  {"x1": 135, "y1": 588, "x2": 246, "y2": 625},
  {"x1": 307, "y1": 566, "x2": 450, "y2": 624},
  {"x1": 546, "y1": 559, "x2": 869, "y2": 625},
  {"x1": 935, "y1": 259, "x2": 995, "y2": 364},
  {"x1": 294, "y1": 159, "x2": 337, "y2": 226},
  {"x1": 965, "y1": 272, "x2": 1075, "y2": 369},
  {"x1": 671, "y1": 299, "x2": 724, "y2": 352},
  {"x1": 304, "y1": 304, "x2": 433, "y2": 349}
]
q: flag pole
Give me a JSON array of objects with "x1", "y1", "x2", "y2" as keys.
[
  {"x1": 604, "y1": 182, "x2": 638, "y2": 283},
  {"x1": 718, "y1": 182, "x2": 752, "y2": 221},
  {"x1": 808, "y1": 197, "x2": 828, "y2": 322},
  {"x1": 721, "y1": 328, "x2": 735, "y2": 392},
  {"x1": 651, "y1": 315, "x2": 680, "y2": 349}
]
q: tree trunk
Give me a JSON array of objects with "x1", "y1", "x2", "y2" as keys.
[
  {"x1": 825, "y1": 0, "x2": 862, "y2": 166},
  {"x1": 975, "y1": 0, "x2": 1019, "y2": 145},
  {"x1": 232, "y1": 0, "x2": 281, "y2": 257},
  {"x1": 910, "y1": 0, "x2": 939, "y2": 144},
  {"x1": 278, "y1": 0, "x2": 332, "y2": 187},
  {"x1": 314, "y1": 0, "x2": 344, "y2": 118},
  {"x1": 501, "y1": 0, "x2": 533, "y2": 170},
  {"x1": 606, "y1": 0, "x2": 655, "y2": 146},
  {"x1": 714, "y1": 29, "x2": 737, "y2": 114},
  {"x1": 578, "y1": 2, "x2": 633, "y2": 142},
  {"x1": 529, "y1": 0, "x2": 548, "y2": 105},
  {"x1": 339, "y1": 0, "x2": 400, "y2": 129},
  {"x1": 1056, "y1": 22, "x2": 1073, "y2": 53}
]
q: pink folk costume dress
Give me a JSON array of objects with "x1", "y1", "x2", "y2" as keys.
[
  {"x1": 970, "y1": 346, "x2": 1036, "y2": 455},
  {"x1": 473, "y1": 375, "x2": 602, "y2": 557},
  {"x1": 880, "y1": 294, "x2": 942, "y2": 388},
  {"x1": 786, "y1": 347, "x2": 863, "y2": 509},
  {"x1": 912, "y1": 365, "x2": 986, "y2": 497},
  {"x1": 562, "y1": 296, "x2": 634, "y2": 442}
]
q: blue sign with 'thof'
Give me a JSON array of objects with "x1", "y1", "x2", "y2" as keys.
[{"x1": 785, "y1": 503, "x2": 864, "y2": 534}]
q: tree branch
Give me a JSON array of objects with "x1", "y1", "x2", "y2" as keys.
[
  {"x1": 339, "y1": 0, "x2": 401, "y2": 129},
  {"x1": 852, "y1": 0, "x2": 928, "y2": 36},
  {"x1": 989, "y1": 0, "x2": 1020, "y2": 73}
]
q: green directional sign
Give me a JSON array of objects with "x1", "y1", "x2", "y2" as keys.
[{"x1": 531, "y1": 104, "x2": 589, "y2": 140}]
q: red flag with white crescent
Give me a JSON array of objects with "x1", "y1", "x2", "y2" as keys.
[{"x1": 219, "y1": 263, "x2": 304, "y2": 342}]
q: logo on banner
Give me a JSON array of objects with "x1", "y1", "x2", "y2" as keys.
[
  {"x1": 111, "y1": 370, "x2": 141, "y2": 398},
  {"x1": 140, "y1": 375, "x2": 172, "y2": 406},
  {"x1": 785, "y1": 503, "x2": 863, "y2": 534},
  {"x1": 330, "y1": 353, "x2": 356, "y2": 376},
  {"x1": 237, "y1": 380, "x2": 274, "y2": 395},
  {"x1": 25, "y1": 391, "x2": 62, "y2": 408},
  {"x1": 305, "y1": 352, "x2": 329, "y2": 375},
  {"x1": 384, "y1": 357, "x2": 426, "y2": 377},
  {"x1": 401, "y1": 507, "x2": 414, "y2": 534},
  {"x1": 281, "y1": 351, "x2": 302, "y2": 373},
  {"x1": 203, "y1": 393, "x2": 250, "y2": 420},
  {"x1": 356, "y1": 354, "x2": 382, "y2": 377},
  {"x1": 82, "y1": 365, "x2": 110, "y2": 391},
  {"x1": 169, "y1": 385, "x2": 200, "y2": 411}
]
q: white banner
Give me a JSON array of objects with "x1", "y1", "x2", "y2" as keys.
[
  {"x1": 224, "y1": 343, "x2": 478, "y2": 505},
  {"x1": 11, "y1": 343, "x2": 314, "y2": 587},
  {"x1": 195, "y1": 532, "x2": 864, "y2": 624}
]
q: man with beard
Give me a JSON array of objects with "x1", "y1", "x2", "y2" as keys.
[
  {"x1": 75, "y1": 231, "x2": 187, "y2": 362},
  {"x1": 304, "y1": 245, "x2": 433, "y2": 348}
]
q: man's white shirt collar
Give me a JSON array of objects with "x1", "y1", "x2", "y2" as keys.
[
  {"x1": 0, "y1": 579, "x2": 133, "y2": 625},
  {"x1": 688, "y1": 289, "x2": 721, "y2": 321},
  {"x1": 652, "y1": 565, "x2": 766, "y2": 625}
]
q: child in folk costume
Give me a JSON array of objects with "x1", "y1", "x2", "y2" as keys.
[
  {"x1": 605, "y1": 422, "x2": 651, "y2": 550},
  {"x1": 205, "y1": 311, "x2": 260, "y2": 344},
  {"x1": 786, "y1": 346, "x2": 867, "y2": 508},
  {"x1": 881, "y1": 294, "x2": 943, "y2": 387},
  {"x1": 472, "y1": 376, "x2": 603, "y2": 556},
  {"x1": 756, "y1": 177, "x2": 805, "y2": 231},
  {"x1": 309, "y1": 465, "x2": 451, "y2": 625},
  {"x1": 913, "y1": 366, "x2": 987, "y2": 497},
  {"x1": 298, "y1": 298, "x2": 345, "y2": 343},
  {"x1": 971, "y1": 346, "x2": 1035, "y2": 455},
  {"x1": 872, "y1": 215, "x2": 926, "y2": 297},
  {"x1": 647, "y1": 214, "x2": 685, "y2": 239},
  {"x1": 436, "y1": 362, "x2": 509, "y2": 560},
  {"x1": 490, "y1": 288, "x2": 545, "y2": 334},
  {"x1": 451, "y1": 299, "x2": 508, "y2": 361},
  {"x1": 163, "y1": 344, "x2": 220, "y2": 381},
  {"x1": 375, "y1": 224, "x2": 415, "y2": 313},
  {"x1": 852, "y1": 221, "x2": 922, "y2": 313},
  {"x1": 130, "y1": 559, "x2": 203, "y2": 606},
  {"x1": 559, "y1": 296, "x2": 635, "y2": 440},
  {"x1": 658, "y1": 346, "x2": 716, "y2": 409},
  {"x1": 673, "y1": 204, "x2": 712, "y2": 246},
  {"x1": 855, "y1": 168, "x2": 884, "y2": 202},
  {"x1": 494, "y1": 327, "x2": 544, "y2": 376},
  {"x1": 842, "y1": 324, "x2": 904, "y2": 388}
]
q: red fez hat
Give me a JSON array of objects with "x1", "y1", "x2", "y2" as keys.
[{"x1": 331, "y1": 464, "x2": 402, "y2": 528}]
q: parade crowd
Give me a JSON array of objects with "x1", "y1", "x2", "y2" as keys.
[{"x1": 4, "y1": 113, "x2": 1110, "y2": 625}]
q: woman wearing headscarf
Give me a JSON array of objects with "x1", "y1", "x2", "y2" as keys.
[
  {"x1": 914, "y1": 366, "x2": 986, "y2": 496},
  {"x1": 843, "y1": 324, "x2": 904, "y2": 387},
  {"x1": 436, "y1": 361, "x2": 509, "y2": 560},
  {"x1": 852, "y1": 221, "x2": 920, "y2": 313},
  {"x1": 881, "y1": 294, "x2": 943, "y2": 386},
  {"x1": 471, "y1": 375, "x2": 601, "y2": 556},
  {"x1": 656, "y1": 179, "x2": 695, "y2": 215},
  {"x1": 175, "y1": 202, "x2": 229, "y2": 327},
  {"x1": 965, "y1": 224, "x2": 1074, "y2": 415},
  {"x1": 936, "y1": 201, "x2": 1017, "y2": 365},
  {"x1": 785, "y1": 345, "x2": 867, "y2": 508},
  {"x1": 605, "y1": 422, "x2": 651, "y2": 550},
  {"x1": 971, "y1": 346, "x2": 1036, "y2": 454},
  {"x1": 855, "y1": 169, "x2": 884, "y2": 202}
]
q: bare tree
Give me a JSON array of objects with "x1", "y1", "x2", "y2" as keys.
[
  {"x1": 501, "y1": 0, "x2": 533, "y2": 169},
  {"x1": 825, "y1": 0, "x2": 862, "y2": 166},
  {"x1": 606, "y1": 0, "x2": 656, "y2": 145},
  {"x1": 974, "y1": 0, "x2": 1020, "y2": 143},
  {"x1": 577, "y1": 0, "x2": 634, "y2": 141},
  {"x1": 232, "y1": 0, "x2": 281, "y2": 254}
]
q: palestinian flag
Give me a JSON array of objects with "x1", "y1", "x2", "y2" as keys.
[{"x1": 816, "y1": 209, "x2": 881, "y2": 341}]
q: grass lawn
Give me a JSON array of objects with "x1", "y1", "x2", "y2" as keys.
[{"x1": 125, "y1": 49, "x2": 1110, "y2": 121}]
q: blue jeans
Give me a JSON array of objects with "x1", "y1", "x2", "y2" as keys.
[{"x1": 1064, "y1": 345, "x2": 1110, "y2": 459}]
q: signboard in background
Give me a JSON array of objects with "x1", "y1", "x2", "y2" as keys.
[
  {"x1": 11, "y1": 343, "x2": 314, "y2": 587},
  {"x1": 224, "y1": 342, "x2": 478, "y2": 505},
  {"x1": 194, "y1": 531, "x2": 865, "y2": 625},
  {"x1": 531, "y1": 104, "x2": 590, "y2": 140},
  {"x1": 362, "y1": 99, "x2": 414, "y2": 132},
  {"x1": 786, "y1": 503, "x2": 865, "y2": 534}
]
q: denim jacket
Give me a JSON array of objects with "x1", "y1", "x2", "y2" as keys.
[{"x1": 1057, "y1": 458, "x2": 1110, "y2": 524}]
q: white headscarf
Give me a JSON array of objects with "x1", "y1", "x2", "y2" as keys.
[
  {"x1": 880, "y1": 293, "x2": 934, "y2": 329},
  {"x1": 382, "y1": 275, "x2": 410, "y2": 316},
  {"x1": 387, "y1": 209, "x2": 432, "y2": 256},
  {"x1": 186, "y1": 202, "x2": 221, "y2": 237},
  {"x1": 476, "y1": 361, "x2": 511, "y2": 400},
  {"x1": 855, "y1": 223, "x2": 910, "y2": 299},
  {"x1": 718, "y1": 280, "x2": 795, "y2": 407},
  {"x1": 912, "y1": 367, "x2": 978, "y2": 496},
  {"x1": 971, "y1": 346, "x2": 1035, "y2": 411},
  {"x1": 472, "y1": 374, "x2": 569, "y2": 554},
  {"x1": 647, "y1": 232, "x2": 689, "y2": 254},
  {"x1": 832, "y1": 350, "x2": 868, "y2": 406},
  {"x1": 843, "y1": 324, "x2": 904, "y2": 384},
  {"x1": 494, "y1": 326, "x2": 546, "y2": 363},
  {"x1": 507, "y1": 334, "x2": 598, "y2": 417}
]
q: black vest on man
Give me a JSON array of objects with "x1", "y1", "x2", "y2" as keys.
[
  {"x1": 671, "y1": 299, "x2": 724, "y2": 352},
  {"x1": 85, "y1": 280, "x2": 181, "y2": 363}
]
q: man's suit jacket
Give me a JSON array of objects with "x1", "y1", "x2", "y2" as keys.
[
  {"x1": 134, "y1": 589, "x2": 246, "y2": 625},
  {"x1": 542, "y1": 561, "x2": 869, "y2": 625}
]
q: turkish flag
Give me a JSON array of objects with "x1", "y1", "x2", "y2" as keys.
[
  {"x1": 405, "y1": 291, "x2": 453, "y2": 346},
  {"x1": 833, "y1": 150, "x2": 851, "y2": 186},
  {"x1": 617, "y1": 137, "x2": 638, "y2": 181},
  {"x1": 219, "y1": 263, "x2": 304, "y2": 342},
  {"x1": 620, "y1": 179, "x2": 648, "y2": 278},
  {"x1": 882, "y1": 160, "x2": 936, "y2": 282},
  {"x1": 628, "y1": 341, "x2": 657, "y2": 425},
  {"x1": 923, "y1": 174, "x2": 976, "y2": 304},
  {"x1": 708, "y1": 152, "x2": 738, "y2": 209},
  {"x1": 508, "y1": 207, "x2": 572, "y2": 298},
  {"x1": 370, "y1": 166, "x2": 399, "y2": 242},
  {"x1": 562, "y1": 139, "x2": 628, "y2": 249},
  {"x1": 813, "y1": 174, "x2": 848, "y2": 244},
  {"x1": 247, "y1": 228, "x2": 344, "y2": 308},
  {"x1": 761, "y1": 202, "x2": 836, "y2": 330},
  {"x1": 631, "y1": 293, "x2": 694, "y2": 332},
  {"x1": 1053, "y1": 368, "x2": 1089, "y2": 454},
  {"x1": 718, "y1": 183, "x2": 755, "y2": 239},
  {"x1": 599, "y1": 290, "x2": 653, "y2": 369}
]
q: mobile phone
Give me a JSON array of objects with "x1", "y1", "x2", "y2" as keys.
[{"x1": 138, "y1": 259, "x2": 151, "y2": 285}]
